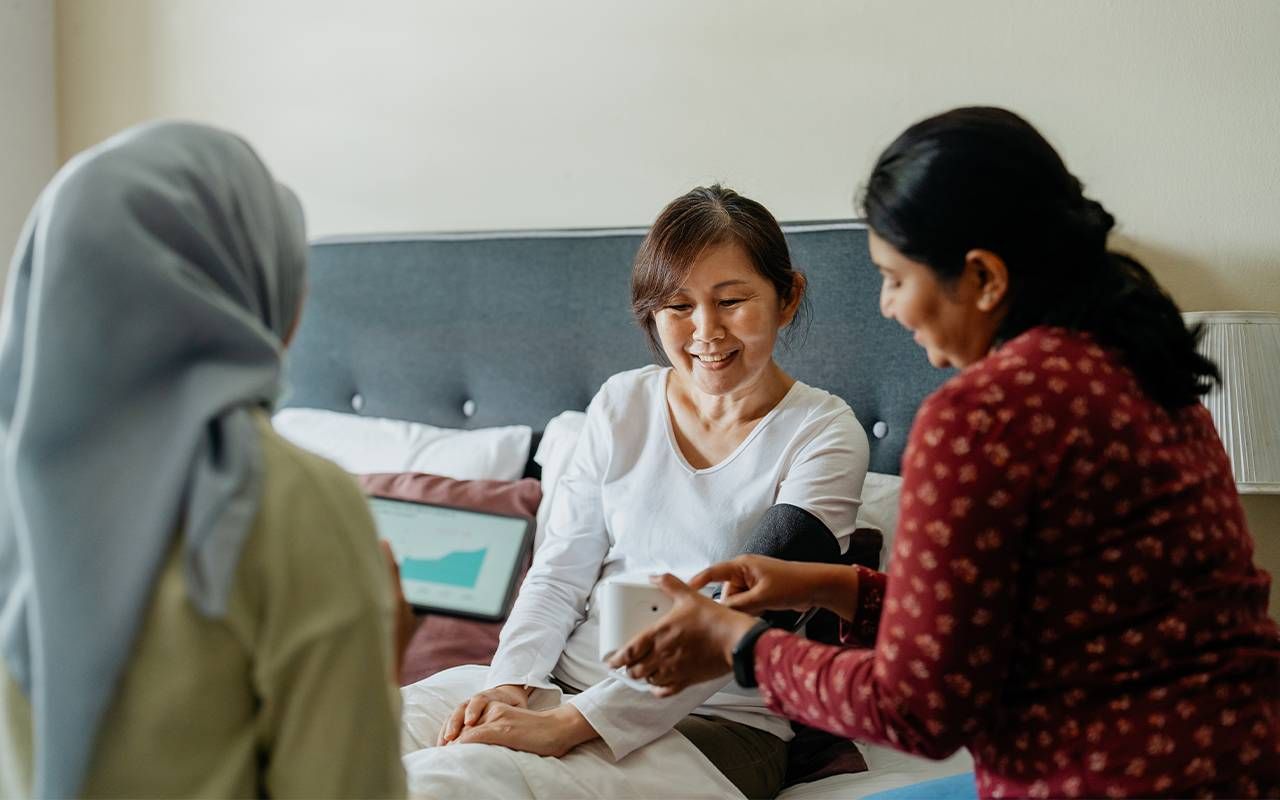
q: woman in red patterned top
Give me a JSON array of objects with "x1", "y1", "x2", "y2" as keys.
[{"x1": 611, "y1": 107, "x2": 1280, "y2": 799}]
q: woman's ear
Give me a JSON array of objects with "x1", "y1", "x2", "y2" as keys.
[
  {"x1": 963, "y1": 249, "x2": 1008, "y2": 313},
  {"x1": 780, "y1": 272, "x2": 807, "y2": 326}
]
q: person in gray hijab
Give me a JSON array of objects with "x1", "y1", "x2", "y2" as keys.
[{"x1": 0, "y1": 121, "x2": 406, "y2": 798}]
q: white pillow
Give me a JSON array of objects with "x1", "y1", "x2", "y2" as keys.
[
  {"x1": 272, "y1": 408, "x2": 532, "y2": 481},
  {"x1": 856, "y1": 471, "x2": 902, "y2": 569},
  {"x1": 532, "y1": 410, "x2": 588, "y2": 550}
]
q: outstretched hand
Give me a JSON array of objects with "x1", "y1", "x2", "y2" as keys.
[
  {"x1": 690, "y1": 554, "x2": 833, "y2": 616},
  {"x1": 606, "y1": 574, "x2": 759, "y2": 697},
  {"x1": 379, "y1": 541, "x2": 420, "y2": 683}
]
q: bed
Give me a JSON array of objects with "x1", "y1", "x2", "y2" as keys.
[{"x1": 282, "y1": 220, "x2": 974, "y2": 797}]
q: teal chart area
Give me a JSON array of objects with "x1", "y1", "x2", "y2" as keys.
[
  {"x1": 400, "y1": 548, "x2": 487, "y2": 588},
  {"x1": 367, "y1": 497, "x2": 529, "y2": 618}
]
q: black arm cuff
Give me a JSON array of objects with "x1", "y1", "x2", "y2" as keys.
[{"x1": 743, "y1": 504, "x2": 839, "y2": 630}]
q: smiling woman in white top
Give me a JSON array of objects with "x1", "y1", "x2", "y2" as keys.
[{"x1": 399, "y1": 185, "x2": 869, "y2": 799}]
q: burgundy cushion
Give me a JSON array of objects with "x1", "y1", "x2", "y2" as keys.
[{"x1": 358, "y1": 472, "x2": 541, "y2": 686}]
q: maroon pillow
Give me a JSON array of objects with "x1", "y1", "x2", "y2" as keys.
[{"x1": 359, "y1": 472, "x2": 541, "y2": 686}]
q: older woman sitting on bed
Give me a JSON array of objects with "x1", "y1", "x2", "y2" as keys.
[{"x1": 398, "y1": 185, "x2": 869, "y2": 799}]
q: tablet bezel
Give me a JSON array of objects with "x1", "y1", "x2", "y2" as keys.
[{"x1": 366, "y1": 494, "x2": 533, "y2": 623}]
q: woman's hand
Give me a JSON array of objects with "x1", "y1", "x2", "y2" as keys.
[
  {"x1": 379, "y1": 541, "x2": 421, "y2": 683},
  {"x1": 607, "y1": 574, "x2": 760, "y2": 697},
  {"x1": 437, "y1": 683, "x2": 534, "y2": 746},
  {"x1": 451, "y1": 703, "x2": 598, "y2": 758},
  {"x1": 692, "y1": 554, "x2": 860, "y2": 621}
]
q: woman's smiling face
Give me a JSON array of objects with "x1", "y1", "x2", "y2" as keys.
[
  {"x1": 654, "y1": 239, "x2": 798, "y2": 398},
  {"x1": 870, "y1": 229, "x2": 1005, "y2": 369}
]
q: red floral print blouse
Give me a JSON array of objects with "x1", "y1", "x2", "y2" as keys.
[{"x1": 755, "y1": 326, "x2": 1280, "y2": 799}]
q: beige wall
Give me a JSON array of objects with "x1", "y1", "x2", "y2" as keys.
[
  {"x1": 52, "y1": 0, "x2": 1280, "y2": 614},
  {"x1": 1243, "y1": 498, "x2": 1280, "y2": 621},
  {"x1": 57, "y1": 0, "x2": 1280, "y2": 313},
  {"x1": 0, "y1": 0, "x2": 57, "y2": 268}
]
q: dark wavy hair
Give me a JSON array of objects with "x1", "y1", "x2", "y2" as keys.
[
  {"x1": 631, "y1": 184, "x2": 808, "y2": 363},
  {"x1": 860, "y1": 106, "x2": 1218, "y2": 411}
]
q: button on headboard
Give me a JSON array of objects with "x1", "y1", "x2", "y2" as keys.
[{"x1": 284, "y1": 221, "x2": 950, "y2": 475}]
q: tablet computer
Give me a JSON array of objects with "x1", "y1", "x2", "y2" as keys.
[{"x1": 367, "y1": 496, "x2": 533, "y2": 622}]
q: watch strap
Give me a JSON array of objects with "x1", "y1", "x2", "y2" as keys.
[{"x1": 731, "y1": 618, "x2": 774, "y2": 688}]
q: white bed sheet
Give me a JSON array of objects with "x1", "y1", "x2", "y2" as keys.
[
  {"x1": 400, "y1": 665, "x2": 743, "y2": 799},
  {"x1": 778, "y1": 743, "x2": 973, "y2": 800},
  {"x1": 401, "y1": 665, "x2": 973, "y2": 799}
]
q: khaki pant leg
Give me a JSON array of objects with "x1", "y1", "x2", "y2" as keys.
[{"x1": 674, "y1": 714, "x2": 788, "y2": 800}]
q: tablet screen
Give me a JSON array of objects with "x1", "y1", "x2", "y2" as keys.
[{"x1": 368, "y1": 497, "x2": 532, "y2": 621}]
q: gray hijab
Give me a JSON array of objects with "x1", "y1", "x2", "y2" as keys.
[{"x1": 0, "y1": 121, "x2": 305, "y2": 798}]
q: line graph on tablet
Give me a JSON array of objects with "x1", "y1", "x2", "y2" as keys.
[
  {"x1": 367, "y1": 497, "x2": 528, "y2": 618},
  {"x1": 400, "y1": 547, "x2": 487, "y2": 588}
]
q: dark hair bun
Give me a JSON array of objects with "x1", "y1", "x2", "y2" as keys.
[
  {"x1": 1070, "y1": 198, "x2": 1115, "y2": 249},
  {"x1": 862, "y1": 105, "x2": 1219, "y2": 410}
]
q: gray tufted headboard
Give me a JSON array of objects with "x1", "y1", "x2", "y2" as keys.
[{"x1": 283, "y1": 221, "x2": 950, "y2": 476}]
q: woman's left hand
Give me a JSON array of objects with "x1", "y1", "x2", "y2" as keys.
[
  {"x1": 607, "y1": 574, "x2": 760, "y2": 697},
  {"x1": 451, "y1": 702, "x2": 598, "y2": 758},
  {"x1": 378, "y1": 541, "x2": 420, "y2": 683}
]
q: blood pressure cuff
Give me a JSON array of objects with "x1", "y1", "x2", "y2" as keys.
[{"x1": 742, "y1": 503, "x2": 841, "y2": 630}]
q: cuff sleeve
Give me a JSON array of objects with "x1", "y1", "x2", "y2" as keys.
[
  {"x1": 839, "y1": 566, "x2": 887, "y2": 646},
  {"x1": 483, "y1": 655, "x2": 559, "y2": 693}
]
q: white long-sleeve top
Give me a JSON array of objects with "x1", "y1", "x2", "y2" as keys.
[{"x1": 485, "y1": 365, "x2": 869, "y2": 760}]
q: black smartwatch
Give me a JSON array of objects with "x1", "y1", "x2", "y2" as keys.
[{"x1": 731, "y1": 618, "x2": 774, "y2": 688}]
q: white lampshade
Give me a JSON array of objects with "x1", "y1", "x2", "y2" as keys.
[{"x1": 1183, "y1": 311, "x2": 1280, "y2": 494}]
